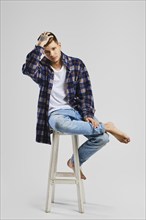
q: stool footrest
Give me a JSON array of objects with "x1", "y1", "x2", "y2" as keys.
[
  {"x1": 56, "y1": 172, "x2": 75, "y2": 177},
  {"x1": 51, "y1": 179, "x2": 77, "y2": 184}
]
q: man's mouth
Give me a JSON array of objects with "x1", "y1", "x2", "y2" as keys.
[{"x1": 51, "y1": 57, "x2": 57, "y2": 60}]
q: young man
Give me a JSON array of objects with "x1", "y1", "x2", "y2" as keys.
[{"x1": 22, "y1": 32, "x2": 130, "y2": 179}]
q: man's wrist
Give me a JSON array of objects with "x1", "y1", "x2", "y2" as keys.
[
  {"x1": 35, "y1": 45, "x2": 44, "y2": 55},
  {"x1": 36, "y1": 42, "x2": 45, "y2": 47},
  {"x1": 84, "y1": 115, "x2": 94, "y2": 120}
]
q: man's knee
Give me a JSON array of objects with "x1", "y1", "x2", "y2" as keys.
[
  {"x1": 49, "y1": 116, "x2": 62, "y2": 131},
  {"x1": 49, "y1": 115, "x2": 70, "y2": 133},
  {"x1": 55, "y1": 120, "x2": 67, "y2": 132}
]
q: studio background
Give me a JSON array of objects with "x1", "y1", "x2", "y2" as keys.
[{"x1": 1, "y1": 1, "x2": 145, "y2": 219}]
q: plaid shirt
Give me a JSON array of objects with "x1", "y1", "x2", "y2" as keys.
[{"x1": 22, "y1": 46, "x2": 95, "y2": 144}]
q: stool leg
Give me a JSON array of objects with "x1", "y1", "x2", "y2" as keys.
[
  {"x1": 51, "y1": 133, "x2": 60, "y2": 203},
  {"x1": 81, "y1": 180, "x2": 86, "y2": 203},
  {"x1": 45, "y1": 132, "x2": 59, "y2": 212},
  {"x1": 72, "y1": 135, "x2": 84, "y2": 213}
]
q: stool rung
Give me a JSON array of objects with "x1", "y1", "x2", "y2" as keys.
[
  {"x1": 56, "y1": 172, "x2": 75, "y2": 177},
  {"x1": 51, "y1": 179, "x2": 77, "y2": 184}
]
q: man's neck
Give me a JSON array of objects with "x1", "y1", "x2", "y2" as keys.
[{"x1": 50, "y1": 60, "x2": 62, "y2": 71}]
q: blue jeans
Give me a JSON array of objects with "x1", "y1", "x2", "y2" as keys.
[{"x1": 48, "y1": 108, "x2": 109, "y2": 166}]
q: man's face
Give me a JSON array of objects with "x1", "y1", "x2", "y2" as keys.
[{"x1": 44, "y1": 41, "x2": 61, "y2": 64}]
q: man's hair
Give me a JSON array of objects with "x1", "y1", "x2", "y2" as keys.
[{"x1": 44, "y1": 32, "x2": 58, "y2": 47}]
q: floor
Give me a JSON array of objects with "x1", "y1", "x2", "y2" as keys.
[{"x1": 1, "y1": 139, "x2": 145, "y2": 219}]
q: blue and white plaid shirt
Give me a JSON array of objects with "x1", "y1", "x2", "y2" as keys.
[{"x1": 22, "y1": 46, "x2": 95, "y2": 144}]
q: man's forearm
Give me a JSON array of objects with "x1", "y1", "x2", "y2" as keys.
[
  {"x1": 22, "y1": 46, "x2": 44, "y2": 73},
  {"x1": 22, "y1": 46, "x2": 45, "y2": 84}
]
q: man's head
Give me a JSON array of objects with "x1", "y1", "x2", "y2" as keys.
[{"x1": 44, "y1": 32, "x2": 62, "y2": 65}]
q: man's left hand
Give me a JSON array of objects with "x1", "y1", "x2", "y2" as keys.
[{"x1": 85, "y1": 117, "x2": 99, "y2": 128}]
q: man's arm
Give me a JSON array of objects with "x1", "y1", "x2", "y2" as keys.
[
  {"x1": 77, "y1": 63, "x2": 99, "y2": 128},
  {"x1": 22, "y1": 32, "x2": 53, "y2": 84},
  {"x1": 22, "y1": 46, "x2": 45, "y2": 84},
  {"x1": 77, "y1": 61, "x2": 96, "y2": 119}
]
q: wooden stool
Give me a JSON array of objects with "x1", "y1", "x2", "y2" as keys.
[{"x1": 45, "y1": 131, "x2": 85, "y2": 213}]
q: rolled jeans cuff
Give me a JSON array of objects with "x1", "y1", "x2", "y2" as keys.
[{"x1": 94, "y1": 122, "x2": 105, "y2": 135}]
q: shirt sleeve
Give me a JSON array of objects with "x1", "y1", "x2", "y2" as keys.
[
  {"x1": 22, "y1": 46, "x2": 46, "y2": 85},
  {"x1": 77, "y1": 61, "x2": 95, "y2": 119}
]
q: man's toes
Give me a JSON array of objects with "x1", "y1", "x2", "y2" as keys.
[
  {"x1": 67, "y1": 159, "x2": 74, "y2": 168},
  {"x1": 80, "y1": 170, "x2": 86, "y2": 180},
  {"x1": 81, "y1": 174, "x2": 86, "y2": 180}
]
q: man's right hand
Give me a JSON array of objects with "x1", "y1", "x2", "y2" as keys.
[
  {"x1": 36, "y1": 32, "x2": 53, "y2": 47},
  {"x1": 85, "y1": 117, "x2": 99, "y2": 128}
]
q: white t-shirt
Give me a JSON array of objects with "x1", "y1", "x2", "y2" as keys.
[{"x1": 48, "y1": 65, "x2": 72, "y2": 114}]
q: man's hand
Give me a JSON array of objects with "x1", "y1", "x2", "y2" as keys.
[
  {"x1": 36, "y1": 32, "x2": 53, "y2": 47},
  {"x1": 85, "y1": 117, "x2": 99, "y2": 128}
]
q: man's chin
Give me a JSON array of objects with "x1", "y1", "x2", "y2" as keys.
[
  {"x1": 45, "y1": 55, "x2": 61, "y2": 64},
  {"x1": 50, "y1": 58, "x2": 60, "y2": 64}
]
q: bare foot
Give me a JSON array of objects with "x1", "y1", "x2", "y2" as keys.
[
  {"x1": 67, "y1": 159, "x2": 86, "y2": 180},
  {"x1": 105, "y1": 122, "x2": 130, "y2": 143}
]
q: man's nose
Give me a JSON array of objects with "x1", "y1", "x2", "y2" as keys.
[{"x1": 50, "y1": 51, "x2": 55, "y2": 57}]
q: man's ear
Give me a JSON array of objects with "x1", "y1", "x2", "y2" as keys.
[{"x1": 58, "y1": 42, "x2": 61, "y2": 48}]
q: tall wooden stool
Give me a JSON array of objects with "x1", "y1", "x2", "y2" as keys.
[{"x1": 45, "y1": 131, "x2": 85, "y2": 213}]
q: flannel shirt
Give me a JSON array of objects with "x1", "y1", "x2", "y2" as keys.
[{"x1": 22, "y1": 46, "x2": 95, "y2": 144}]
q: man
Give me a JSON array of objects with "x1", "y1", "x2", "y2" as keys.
[{"x1": 22, "y1": 32, "x2": 130, "y2": 179}]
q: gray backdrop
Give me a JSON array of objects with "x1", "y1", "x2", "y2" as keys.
[{"x1": 1, "y1": 1, "x2": 145, "y2": 219}]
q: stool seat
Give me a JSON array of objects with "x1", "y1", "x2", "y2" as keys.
[{"x1": 45, "y1": 131, "x2": 85, "y2": 213}]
